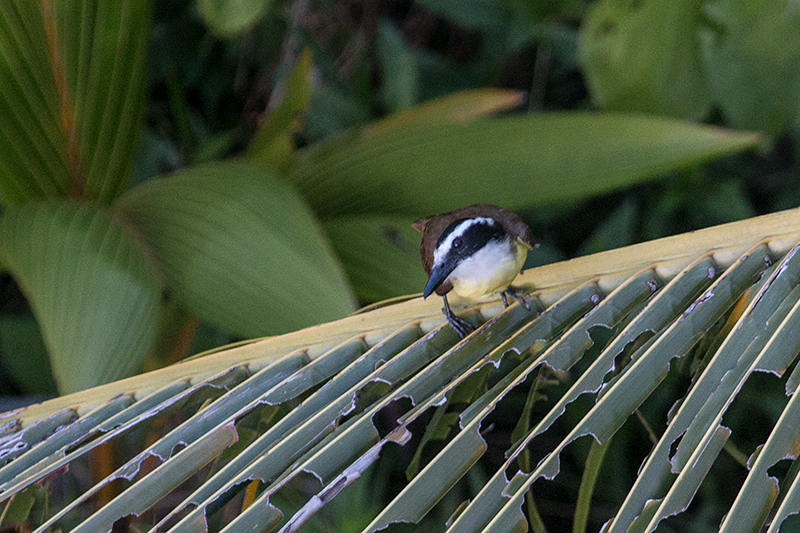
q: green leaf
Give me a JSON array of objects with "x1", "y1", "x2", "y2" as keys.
[
  {"x1": 573, "y1": 438, "x2": 611, "y2": 533},
  {"x1": 248, "y1": 49, "x2": 314, "y2": 174},
  {"x1": 197, "y1": 0, "x2": 271, "y2": 38},
  {"x1": 0, "y1": 0, "x2": 152, "y2": 205},
  {"x1": 305, "y1": 84, "x2": 372, "y2": 141},
  {"x1": 580, "y1": 0, "x2": 712, "y2": 119},
  {"x1": 0, "y1": 1, "x2": 69, "y2": 204},
  {"x1": 699, "y1": 0, "x2": 800, "y2": 135},
  {"x1": 293, "y1": 113, "x2": 761, "y2": 218},
  {"x1": 377, "y1": 20, "x2": 419, "y2": 114},
  {"x1": 363, "y1": 88, "x2": 525, "y2": 137},
  {"x1": 0, "y1": 200, "x2": 161, "y2": 393},
  {"x1": 57, "y1": 0, "x2": 152, "y2": 202},
  {"x1": 117, "y1": 161, "x2": 356, "y2": 338},
  {"x1": 324, "y1": 215, "x2": 427, "y2": 302},
  {"x1": 0, "y1": 486, "x2": 40, "y2": 526}
]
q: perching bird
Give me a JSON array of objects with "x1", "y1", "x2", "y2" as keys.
[{"x1": 413, "y1": 204, "x2": 535, "y2": 338}]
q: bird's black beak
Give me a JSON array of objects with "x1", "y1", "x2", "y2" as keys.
[{"x1": 423, "y1": 260, "x2": 456, "y2": 299}]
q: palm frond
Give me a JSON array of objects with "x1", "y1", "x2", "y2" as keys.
[{"x1": 4, "y1": 207, "x2": 800, "y2": 532}]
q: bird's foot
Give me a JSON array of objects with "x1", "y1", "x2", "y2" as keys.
[
  {"x1": 501, "y1": 286, "x2": 531, "y2": 311},
  {"x1": 446, "y1": 313, "x2": 475, "y2": 339},
  {"x1": 442, "y1": 295, "x2": 474, "y2": 339}
]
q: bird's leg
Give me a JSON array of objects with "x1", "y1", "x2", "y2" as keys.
[
  {"x1": 501, "y1": 286, "x2": 531, "y2": 311},
  {"x1": 442, "y1": 295, "x2": 474, "y2": 339}
]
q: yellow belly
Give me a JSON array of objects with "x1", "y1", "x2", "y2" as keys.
[{"x1": 449, "y1": 239, "x2": 529, "y2": 300}]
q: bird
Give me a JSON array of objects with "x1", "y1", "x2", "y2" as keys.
[{"x1": 413, "y1": 204, "x2": 535, "y2": 338}]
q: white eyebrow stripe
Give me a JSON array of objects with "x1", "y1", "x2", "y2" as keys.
[{"x1": 433, "y1": 217, "x2": 495, "y2": 266}]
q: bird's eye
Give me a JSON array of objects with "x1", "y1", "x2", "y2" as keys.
[{"x1": 453, "y1": 237, "x2": 463, "y2": 249}]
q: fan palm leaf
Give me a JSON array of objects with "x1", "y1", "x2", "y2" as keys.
[{"x1": 3, "y1": 207, "x2": 800, "y2": 532}]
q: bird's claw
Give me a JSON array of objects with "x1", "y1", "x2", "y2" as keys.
[
  {"x1": 441, "y1": 294, "x2": 475, "y2": 339},
  {"x1": 447, "y1": 314, "x2": 475, "y2": 339},
  {"x1": 501, "y1": 287, "x2": 531, "y2": 311}
]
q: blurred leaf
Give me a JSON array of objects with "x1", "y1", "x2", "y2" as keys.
[
  {"x1": 580, "y1": 0, "x2": 712, "y2": 119},
  {"x1": 377, "y1": 20, "x2": 419, "y2": 114},
  {"x1": 415, "y1": 51, "x2": 481, "y2": 102},
  {"x1": 191, "y1": 129, "x2": 240, "y2": 165},
  {"x1": 577, "y1": 198, "x2": 638, "y2": 256},
  {"x1": 0, "y1": 200, "x2": 162, "y2": 393},
  {"x1": 117, "y1": 161, "x2": 356, "y2": 338},
  {"x1": 295, "y1": 26, "x2": 361, "y2": 95},
  {"x1": 416, "y1": 0, "x2": 571, "y2": 55},
  {"x1": 416, "y1": 0, "x2": 514, "y2": 32},
  {"x1": 0, "y1": 314, "x2": 57, "y2": 396},
  {"x1": 130, "y1": 129, "x2": 182, "y2": 186},
  {"x1": 164, "y1": 57, "x2": 194, "y2": 155},
  {"x1": 0, "y1": 1, "x2": 70, "y2": 204},
  {"x1": 197, "y1": 0, "x2": 271, "y2": 38},
  {"x1": 642, "y1": 177, "x2": 755, "y2": 241},
  {"x1": 55, "y1": 0, "x2": 153, "y2": 202},
  {"x1": 0, "y1": 0, "x2": 151, "y2": 204},
  {"x1": 305, "y1": 84, "x2": 372, "y2": 142},
  {"x1": 691, "y1": 178, "x2": 755, "y2": 224},
  {"x1": 324, "y1": 215, "x2": 427, "y2": 303},
  {"x1": 364, "y1": 88, "x2": 525, "y2": 138},
  {"x1": 248, "y1": 49, "x2": 313, "y2": 173},
  {"x1": 0, "y1": 486, "x2": 36, "y2": 526},
  {"x1": 699, "y1": 0, "x2": 800, "y2": 135},
  {"x1": 293, "y1": 113, "x2": 761, "y2": 218},
  {"x1": 523, "y1": 242, "x2": 565, "y2": 270}
]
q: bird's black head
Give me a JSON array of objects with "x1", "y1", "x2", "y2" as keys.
[{"x1": 423, "y1": 217, "x2": 506, "y2": 298}]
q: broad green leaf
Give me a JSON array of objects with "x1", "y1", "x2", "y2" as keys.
[
  {"x1": 377, "y1": 20, "x2": 419, "y2": 114},
  {"x1": 248, "y1": 49, "x2": 313, "y2": 174},
  {"x1": 0, "y1": 200, "x2": 161, "y2": 393},
  {"x1": 699, "y1": 0, "x2": 800, "y2": 135},
  {"x1": 0, "y1": 1, "x2": 69, "y2": 204},
  {"x1": 293, "y1": 114, "x2": 761, "y2": 218},
  {"x1": 0, "y1": 0, "x2": 151, "y2": 205},
  {"x1": 324, "y1": 215, "x2": 427, "y2": 302},
  {"x1": 116, "y1": 161, "x2": 356, "y2": 338},
  {"x1": 197, "y1": 0, "x2": 271, "y2": 38},
  {"x1": 55, "y1": 0, "x2": 152, "y2": 202},
  {"x1": 580, "y1": 0, "x2": 711, "y2": 119}
]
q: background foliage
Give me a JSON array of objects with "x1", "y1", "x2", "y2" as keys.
[
  {"x1": 0, "y1": 0, "x2": 788, "y2": 396},
  {"x1": 0, "y1": 0, "x2": 799, "y2": 530}
]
